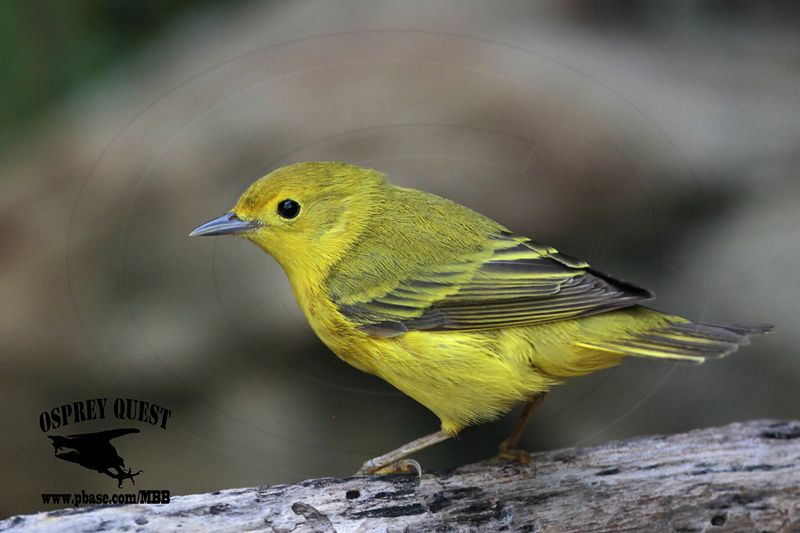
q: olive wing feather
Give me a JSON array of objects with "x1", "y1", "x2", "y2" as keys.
[{"x1": 334, "y1": 233, "x2": 654, "y2": 337}]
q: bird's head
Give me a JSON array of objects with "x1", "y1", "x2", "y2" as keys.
[{"x1": 190, "y1": 162, "x2": 386, "y2": 275}]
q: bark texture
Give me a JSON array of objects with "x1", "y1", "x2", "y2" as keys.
[{"x1": 2, "y1": 419, "x2": 798, "y2": 532}]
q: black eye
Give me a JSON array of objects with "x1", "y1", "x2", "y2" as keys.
[{"x1": 277, "y1": 199, "x2": 300, "y2": 219}]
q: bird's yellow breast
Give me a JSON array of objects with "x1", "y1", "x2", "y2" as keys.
[{"x1": 290, "y1": 275, "x2": 557, "y2": 434}]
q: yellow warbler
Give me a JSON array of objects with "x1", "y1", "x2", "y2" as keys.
[{"x1": 191, "y1": 162, "x2": 771, "y2": 474}]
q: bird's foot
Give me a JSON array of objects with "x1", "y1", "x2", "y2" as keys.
[
  {"x1": 357, "y1": 458, "x2": 422, "y2": 477},
  {"x1": 494, "y1": 439, "x2": 536, "y2": 471},
  {"x1": 114, "y1": 468, "x2": 143, "y2": 488}
]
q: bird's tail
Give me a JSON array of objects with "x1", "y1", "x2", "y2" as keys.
[{"x1": 575, "y1": 321, "x2": 774, "y2": 364}]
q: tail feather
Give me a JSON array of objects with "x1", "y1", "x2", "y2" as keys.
[{"x1": 575, "y1": 322, "x2": 774, "y2": 364}]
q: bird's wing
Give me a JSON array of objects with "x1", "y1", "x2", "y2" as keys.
[
  {"x1": 335, "y1": 233, "x2": 654, "y2": 337},
  {"x1": 66, "y1": 428, "x2": 141, "y2": 442}
]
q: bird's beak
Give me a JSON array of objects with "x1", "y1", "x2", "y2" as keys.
[{"x1": 189, "y1": 212, "x2": 259, "y2": 237}]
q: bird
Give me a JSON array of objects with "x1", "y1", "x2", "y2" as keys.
[
  {"x1": 48, "y1": 428, "x2": 142, "y2": 487},
  {"x1": 190, "y1": 161, "x2": 771, "y2": 474}
]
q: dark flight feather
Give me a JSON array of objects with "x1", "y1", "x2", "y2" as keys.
[{"x1": 335, "y1": 234, "x2": 654, "y2": 337}]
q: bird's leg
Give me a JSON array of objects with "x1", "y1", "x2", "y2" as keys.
[
  {"x1": 357, "y1": 430, "x2": 452, "y2": 475},
  {"x1": 496, "y1": 392, "x2": 546, "y2": 466}
]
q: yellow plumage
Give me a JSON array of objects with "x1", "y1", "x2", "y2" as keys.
[{"x1": 191, "y1": 161, "x2": 771, "y2": 469}]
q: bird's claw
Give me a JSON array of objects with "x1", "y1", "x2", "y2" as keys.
[
  {"x1": 357, "y1": 458, "x2": 423, "y2": 478},
  {"x1": 495, "y1": 448, "x2": 533, "y2": 465},
  {"x1": 494, "y1": 440, "x2": 537, "y2": 473}
]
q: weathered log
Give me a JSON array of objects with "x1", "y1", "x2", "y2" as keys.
[{"x1": 3, "y1": 419, "x2": 798, "y2": 532}]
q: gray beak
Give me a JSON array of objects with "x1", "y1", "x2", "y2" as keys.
[{"x1": 189, "y1": 212, "x2": 259, "y2": 237}]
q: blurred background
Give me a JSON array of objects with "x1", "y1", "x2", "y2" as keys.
[{"x1": 2, "y1": 0, "x2": 799, "y2": 518}]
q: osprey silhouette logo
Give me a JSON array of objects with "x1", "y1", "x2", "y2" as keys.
[
  {"x1": 39, "y1": 398, "x2": 171, "y2": 487},
  {"x1": 48, "y1": 428, "x2": 143, "y2": 488}
]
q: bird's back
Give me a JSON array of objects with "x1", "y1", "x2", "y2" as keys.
[{"x1": 325, "y1": 185, "x2": 506, "y2": 307}]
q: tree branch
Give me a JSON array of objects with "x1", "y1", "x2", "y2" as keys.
[{"x1": 3, "y1": 419, "x2": 799, "y2": 532}]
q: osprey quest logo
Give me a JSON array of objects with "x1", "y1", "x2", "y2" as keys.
[
  {"x1": 47, "y1": 428, "x2": 143, "y2": 487},
  {"x1": 39, "y1": 398, "x2": 173, "y2": 507}
]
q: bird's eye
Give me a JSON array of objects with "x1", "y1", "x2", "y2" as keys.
[{"x1": 277, "y1": 199, "x2": 301, "y2": 219}]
